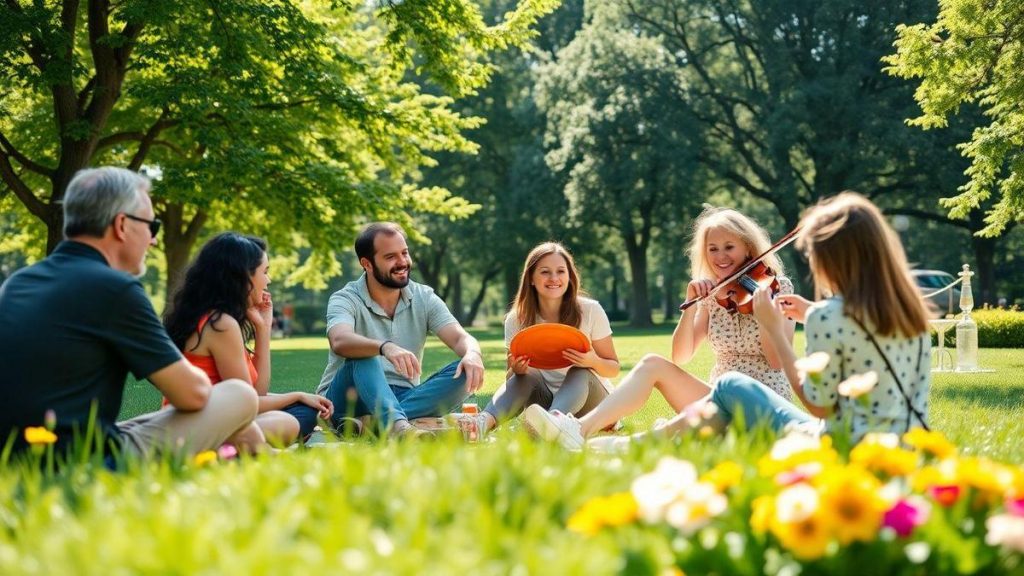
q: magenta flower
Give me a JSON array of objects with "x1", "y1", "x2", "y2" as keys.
[
  {"x1": 1006, "y1": 498, "x2": 1024, "y2": 517},
  {"x1": 883, "y1": 498, "x2": 930, "y2": 537}
]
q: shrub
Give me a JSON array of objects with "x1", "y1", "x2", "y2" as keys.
[
  {"x1": 933, "y1": 307, "x2": 1024, "y2": 348},
  {"x1": 974, "y1": 307, "x2": 1024, "y2": 348},
  {"x1": 291, "y1": 304, "x2": 324, "y2": 335}
]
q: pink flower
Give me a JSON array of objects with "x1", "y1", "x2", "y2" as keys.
[
  {"x1": 217, "y1": 443, "x2": 239, "y2": 460},
  {"x1": 884, "y1": 498, "x2": 930, "y2": 537},
  {"x1": 1006, "y1": 498, "x2": 1024, "y2": 517}
]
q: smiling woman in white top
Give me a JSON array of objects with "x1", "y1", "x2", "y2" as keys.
[{"x1": 479, "y1": 242, "x2": 620, "y2": 435}]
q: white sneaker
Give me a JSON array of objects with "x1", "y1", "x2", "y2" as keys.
[{"x1": 523, "y1": 404, "x2": 584, "y2": 451}]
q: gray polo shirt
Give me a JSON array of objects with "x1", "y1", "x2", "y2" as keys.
[{"x1": 317, "y1": 273, "x2": 458, "y2": 393}]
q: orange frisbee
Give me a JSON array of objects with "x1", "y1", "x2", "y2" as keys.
[{"x1": 509, "y1": 324, "x2": 590, "y2": 370}]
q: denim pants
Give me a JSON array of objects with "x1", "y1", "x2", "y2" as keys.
[
  {"x1": 710, "y1": 371, "x2": 815, "y2": 432},
  {"x1": 287, "y1": 356, "x2": 471, "y2": 436},
  {"x1": 286, "y1": 357, "x2": 469, "y2": 437}
]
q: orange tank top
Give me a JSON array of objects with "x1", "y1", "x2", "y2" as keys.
[{"x1": 162, "y1": 314, "x2": 258, "y2": 407}]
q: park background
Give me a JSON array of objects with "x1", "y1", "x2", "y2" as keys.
[
  {"x1": 3, "y1": 1, "x2": 1024, "y2": 574},
  {"x1": 3, "y1": 0, "x2": 1024, "y2": 330}
]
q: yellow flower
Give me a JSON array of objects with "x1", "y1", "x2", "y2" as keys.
[
  {"x1": 910, "y1": 462, "x2": 957, "y2": 493},
  {"x1": 567, "y1": 505, "x2": 603, "y2": 536},
  {"x1": 750, "y1": 495, "x2": 775, "y2": 535},
  {"x1": 902, "y1": 428, "x2": 956, "y2": 459},
  {"x1": 948, "y1": 457, "x2": 1016, "y2": 509},
  {"x1": 24, "y1": 426, "x2": 57, "y2": 446},
  {"x1": 850, "y1": 434, "x2": 918, "y2": 477},
  {"x1": 771, "y1": 508, "x2": 832, "y2": 560},
  {"x1": 600, "y1": 492, "x2": 640, "y2": 527},
  {"x1": 702, "y1": 461, "x2": 744, "y2": 492},
  {"x1": 193, "y1": 450, "x2": 218, "y2": 467},
  {"x1": 817, "y1": 466, "x2": 887, "y2": 544},
  {"x1": 567, "y1": 492, "x2": 639, "y2": 535}
]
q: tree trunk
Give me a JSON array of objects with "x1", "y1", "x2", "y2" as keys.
[
  {"x1": 609, "y1": 260, "x2": 620, "y2": 315},
  {"x1": 503, "y1": 265, "x2": 520, "y2": 310},
  {"x1": 463, "y1": 266, "x2": 501, "y2": 326},
  {"x1": 161, "y1": 203, "x2": 207, "y2": 300},
  {"x1": 44, "y1": 204, "x2": 64, "y2": 253},
  {"x1": 623, "y1": 238, "x2": 653, "y2": 327},
  {"x1": 970, "y1": 235, "x2": 997, "y2": 306},
  {"x1": 447, "y1": 270, "x2": 463, "y2": 320}
]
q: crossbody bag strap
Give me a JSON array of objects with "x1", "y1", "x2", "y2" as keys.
[{"x1": 847, "y1": 315, "x2": 930, "y2": 432}]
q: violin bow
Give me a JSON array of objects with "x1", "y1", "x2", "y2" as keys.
[{"x1": 679, "y1": 225, "x2": 801, "y2": 312}]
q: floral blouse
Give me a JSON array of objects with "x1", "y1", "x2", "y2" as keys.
[{"x1": 699, "y1": 276, "x2": 794, "y2": 397}]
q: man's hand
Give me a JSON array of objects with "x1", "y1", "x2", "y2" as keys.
[
  {"x1": 456, "y1": 349, "x2": 485, "y2": 393},
  {"x1": 382, "y1": 342, "x2": 422, "y2": 380}
]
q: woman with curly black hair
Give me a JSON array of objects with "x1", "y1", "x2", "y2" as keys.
[{"x1": 164, "y1": 233, "x2": 332, "y2": 448}]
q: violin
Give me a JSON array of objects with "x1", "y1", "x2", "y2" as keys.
[
  {"x1": 713, "y1": 259, "x2": 781, "y2": 315},
  {"x1": 679, "y1": 226, "x2": 800, "y2": 315}
]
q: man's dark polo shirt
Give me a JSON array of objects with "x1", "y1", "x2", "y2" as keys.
[{"x1": 0, "y1": 241, "x2": 182, "y2": 452}]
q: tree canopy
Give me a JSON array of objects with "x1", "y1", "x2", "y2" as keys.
[
  {"x1": 885, "y1": 0, "x2": 1024, "y2": 236},
  {"x1": 0, "y1": 0, "x2": 558, "y2": 291}
]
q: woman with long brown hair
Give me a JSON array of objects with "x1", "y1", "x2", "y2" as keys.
[{"x1": 478, "y1": 242, "x2": 620, "y2": 434}]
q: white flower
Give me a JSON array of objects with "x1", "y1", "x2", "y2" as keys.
[
  {"x1": 905, "y1": 542, "x2": 931, "y2": 564},
  {"x1": 631, "y1": 457, "x2": 698, "y2": 523},
  {"x1": 774, "y1": 483, "x2": 819, "y2": 523},
  {"x1": 794, "y1": 351, "x2": 831, "y2": 374},
  {"x1": 986, "y1": 514, "x2": 1024, "y2": 552},
  {"x1": 838, "y1": 371, "x2": 879, "y2": 398},
  {"x1": 861, "y1": 432, "x2": 900, "y2": 448},
  {"x1": 770, "y1": 430, "x2": 825, "y2": 461},
  {"x1": 663, "y1": 482, "x2": 727, "y2": 535}
]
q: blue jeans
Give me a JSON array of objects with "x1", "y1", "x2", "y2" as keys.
[
  {"x1": 327, "y1": 356, "x2": 468, "y2": 431},
  {"x1": 710, "y1": 371, "x2": 815, "y2": 432}
]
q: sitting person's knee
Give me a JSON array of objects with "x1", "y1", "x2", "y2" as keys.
[
  {"x1": 714, "y1": 371, "x2": 759, "y2": 393},
  {"x1": 638, "y1": 353, "x2": 669, "y2": 370},
  {"x1": 214, "y1": 379, "x2": 259, "y2": 419}
]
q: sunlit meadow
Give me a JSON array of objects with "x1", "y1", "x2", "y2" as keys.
[{"x1": 2, "y1": 326, "x2": 1022, "y2": 574}]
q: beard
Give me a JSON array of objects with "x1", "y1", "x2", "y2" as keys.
[{"x1": 372, "y1": 262, "x2": 411, "y2": 289}]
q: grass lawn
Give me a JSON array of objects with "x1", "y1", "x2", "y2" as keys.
[
  {"x1": 119, "y1": 324, "x2": 1024, "y2": 462},
  {"x1": 2, "y1": 325, "x2": 1018, "y2": 575}
]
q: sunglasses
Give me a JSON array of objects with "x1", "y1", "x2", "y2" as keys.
[{"x1": 123, "y1": 213, "x2": 162, "y2": 238}]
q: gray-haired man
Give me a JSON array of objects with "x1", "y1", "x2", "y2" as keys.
[{"x1": 0, "y1": 167, "x2": 258, "y2": 458}]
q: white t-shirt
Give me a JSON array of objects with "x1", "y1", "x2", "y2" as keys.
[{"x1": 503, "y1": 297, "x2": 614, "y2": 393}]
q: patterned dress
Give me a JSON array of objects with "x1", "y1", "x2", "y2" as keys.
[{"x1": 699, "y1": 276, "x2": 794, "y2": 397}]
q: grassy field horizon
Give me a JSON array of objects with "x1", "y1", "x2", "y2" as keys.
[{"x1": 120, "y1": 323, "x2": 1024, "y2": 462}]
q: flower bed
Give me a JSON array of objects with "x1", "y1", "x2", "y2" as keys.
[{"x1": 569, "y1": 428, "x2": 1024, "y2": 574}]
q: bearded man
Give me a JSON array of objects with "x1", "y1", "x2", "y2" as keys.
[{"x1": 292, "y1": 223, "x2": 484, "y2": 438}]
